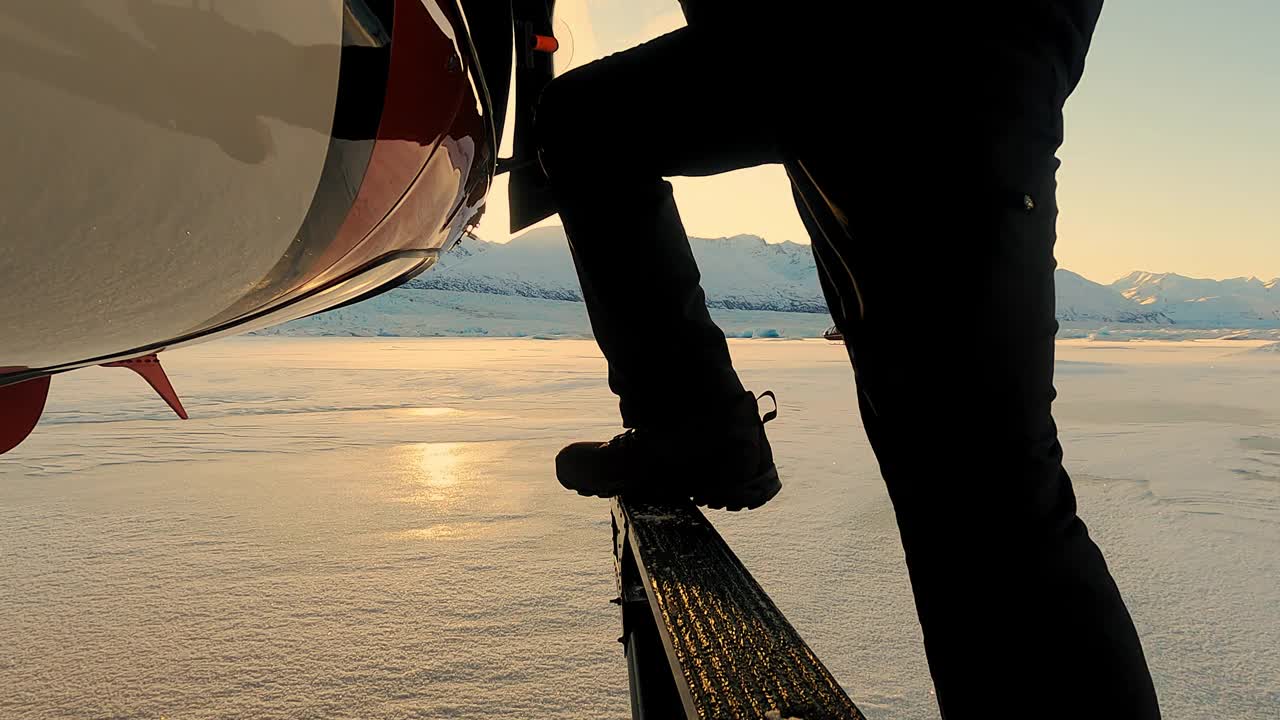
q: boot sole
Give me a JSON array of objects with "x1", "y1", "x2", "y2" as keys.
[
  {"x1": 690, "y1": 465, "x2": 782, "y2": 512},
  {"x1": 566, "y1": 465, "x2": 782, "y2": 512}
]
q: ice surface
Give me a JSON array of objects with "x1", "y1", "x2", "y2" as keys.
[
  {"x1": 260, "y1": 288, "x2": 835, "y2": 340},
  {"x1": 1, "y1": 338, "x2": 1277, "y2": 718}
]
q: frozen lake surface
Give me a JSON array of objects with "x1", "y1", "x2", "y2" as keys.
[{"x1": 1, "y1": 337, "x2": 1277, "y2": 719}]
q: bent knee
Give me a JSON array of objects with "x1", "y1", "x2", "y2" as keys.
[{"x1": 534, "y1": 72, "x2": 600, "y2": 180}]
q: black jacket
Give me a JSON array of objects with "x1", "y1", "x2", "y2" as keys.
[{"x1": 677, "y1": 1, "x2": 1103, "y2": 97}]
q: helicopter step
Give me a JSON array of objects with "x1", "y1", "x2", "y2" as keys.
[{"x1": 611, "y1": 498, "x2": 865, "y2": 720}]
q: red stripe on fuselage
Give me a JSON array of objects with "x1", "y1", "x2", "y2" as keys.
[{"x1": 299, "y1": 0, "x2": 473, "y2": 293}]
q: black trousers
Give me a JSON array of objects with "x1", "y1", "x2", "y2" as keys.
[{"x1": 536, "y1": 16, "x2": 1160, "y2": 718}]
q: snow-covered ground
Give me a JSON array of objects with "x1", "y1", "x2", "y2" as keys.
[
  {"x1": 1, "y1": 338, "x2": 1277, "y2": 718},
  {"x1": 263, "y1": 287, "x2": 835, "y2": 340}
]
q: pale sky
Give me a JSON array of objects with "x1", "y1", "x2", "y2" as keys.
[{"x1": 482, "y1": 0, "x2": 1279, "y2": 284}]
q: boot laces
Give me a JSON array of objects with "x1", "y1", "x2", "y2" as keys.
[
  {"x1": 757, "y1": 390, "x2": 779, "y2": 424},
  {"x1": 606, "y1": 428, "x2": 641, "y2": 449},
  {"x1": 604, "y1": 391, "x2": 776, "y2": 451}
]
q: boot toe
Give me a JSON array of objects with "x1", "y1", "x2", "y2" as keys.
[{"x1": 555, "y1": 441, "x2": 613, "y2": 494}]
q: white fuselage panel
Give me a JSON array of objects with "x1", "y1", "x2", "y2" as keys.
[{"x1": 0, "y1": 1, "x2": 344, "y2": 368}]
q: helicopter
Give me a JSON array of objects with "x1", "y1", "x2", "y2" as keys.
[{"x1": 0, "y1": 0, "x2": 560, "y2": 454}]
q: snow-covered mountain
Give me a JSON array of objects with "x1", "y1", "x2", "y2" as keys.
[
  {"x1": 415, "y1": 227, "x2": 1184, "y2": 320},
  {"x1": 267, "y1": 226, "x2": 1279, "y2": 337},
  {"x1": 412, "y1": 227, "x2": 826, "y2": 313},
  {"x1": 1055, "y1": 269, "x2": 1172, "y2": 324},
  {"x1": 1111, "y1": 272, "x2": 1280, "y2": 327}
]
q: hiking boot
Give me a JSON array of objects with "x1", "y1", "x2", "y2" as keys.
[{"x1": 555, "y1": 390, "x2": 781, "y2": 511}]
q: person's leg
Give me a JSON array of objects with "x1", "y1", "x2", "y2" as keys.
[
  {"x1": 535, "y1": 26, "x2": 784, "y2": 429},
  {"x1": 787, "y1": 58, "x2": 1161, "y2": 720}
]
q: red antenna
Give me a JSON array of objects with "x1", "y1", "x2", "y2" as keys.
[{"x1": 102, "y1": 354, "x2": 188, "y2": 420}]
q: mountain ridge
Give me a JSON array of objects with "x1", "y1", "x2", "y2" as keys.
[
  {"x1": 408, "y1": 227, "x2": 1278, "y2": 327},
  {"x1": 267, "y1": 227, "x2": 1280, "y2": 338},
  {"x1": 1110, "y1": 270, "x2": 1280, "y2": 327}
]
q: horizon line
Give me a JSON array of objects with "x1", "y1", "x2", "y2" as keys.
[{"x1": 471, "y1": 225, "x2": 1280, "y2": 287}]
